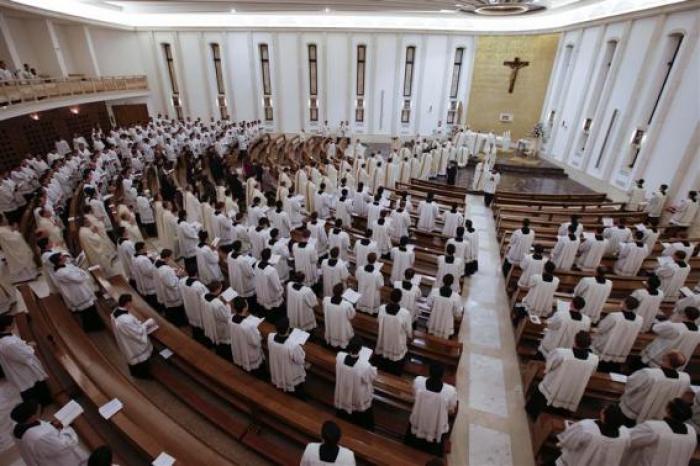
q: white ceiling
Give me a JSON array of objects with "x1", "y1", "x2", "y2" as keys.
[
  {"x1": 96, "y1": 0, "x2": 587, "y2": 14},
  {"x1": 2, "y1": 0, "x2": 694, "y2": 31}
]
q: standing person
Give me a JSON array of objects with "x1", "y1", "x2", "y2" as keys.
[
  {"x1": 640, "y1": 306, "x2": 700, "y2": 370},
  {"x1": 154, "y1": 249, "x2": 187, "y2": 327},
  {"x1": 668, "y1": 190, "x2": 698, "y2": 229},
  {"x1": 622, "y1": 398, "x2": 696, "y2": 466},
  {"x1": 393, "y1": 268, "x2": 423, "y2": 323},
  {"x1": 517, "y1": 244, "x2": 545, "y2": 288},
  {"x1": 555, "y1": 404, "x2": 630, "y2": 466},
  {"x1": 177, "y1": 210, "x2": 199, "y2": 272},
  {"x1": 253, "y1": 248, "x2": 284, "y2": 320},
  {"x1": 110, "y1": 294, "x2": 153, "y2": 379},
  {"x1": 334, "y1": 336, "x2": 377, "y2": 429},
  {"x1": 604, "y1": 219, "x2": 632, "y2": 256},
  {"x1": 654, "y1": 250, "x2": 691, "y2": 300},
  {"x1": 427, "y1": 275, "x2": 463, "y2": 339},
  {"x1": 518, "y1": 261, "x2": 559, "y2": 319},
  {"x1": 538, "y1": 296, "x2": 591, "y2": 359},
  {"x1": 630, "y1": 275, "x2": 665, "y2": 332},
  {"x1": 551, "y1": 226, "x2": 581, "y2": 272},
  {"x1": 293, "y1": 230, "x2": 319, "y2": 288},
  {"x1": 355, "y1": 253, "x2": 383, "y2": 315},
  {"x1": 202, "y1": 281, "x2": 233, "y2": 360},
  {"x1": 620, "y1": 351, "x2": 690, "y2": 424},
  {"x1": 416, "y1": 193, "x2": 440, "y2": 233},
  {"x1": 196, "y1": 231, "x2": 224, "y2": 285},
  {"x1": 614, "y1": 231, "x2": 649, "y2": 276},
  {"x1": 135, "y1": 188, "x2": 156, "y2": 237},
  {"x1": 503, "y1": 219, "x2": 535, "y2": 276},
  {"x1": 435, "y1": 244, "x2": 464, "y2": 293},
  {"x1": 353, "y1": 231, "x2": 378, "y2": 268},
  {"x1": 179, "y1": 263, "x2": 207, "y2": 344},
  {"x1": 10, "y1": 400, "x2": 87, "y2": 466},
  {"x1": 116, "y1": 226, "x2": 136, "y2": 284},
  {"x1": 592, "y1": 296, "x2": 644, "y2": 373},
  {"x1": 50, "y1": 253, "x2": 103, "y2": 331},
  {"x1": 575, "y1": 228, "x2": 608, "y2": 272},
  {"x1": 375, "y1": 289, "x2": 413, "y2": 375},
  {"x1": 131, "y1": 242, "x2": 158, "y2": 310},
  {"x1": 526, "y1": 331, "x2": 599, "y2": 420},
  {"x1": 300, "y1": 421, "x2": 356, "y2": 466},
  {"x1": 626, "y1": 179, "x2": 647, "y2": 211},
  {"x1": 268, "y1": 317, "x2": 306, "y2": 397},
  {"x1": 229, "y1": 296, "x2": 265, "y2": 376},
  {"x1": 371, "y1": 216, "x2": 392, "y2": 258},
  {"x1": 482, "y1": 169, "x2": 500, "y2": 207},
  {"x1": 227, "y1": 240, "x2": 255, "y2": 306},
  {"x1": 573, "y1": 267, "x2": 613, "y2": 324},
  {"x1": 390, "y1": 236, "x2": 415, "y2": 283},
  {"x1": 323, "y1": 283, "x2": 356, "y2": 350},
  {"x1": 0, "y1": 315, "x2": 51, "y2": 406},
  {"x1": 406, "y1": 364, "x2": 458, "y2": 456},
  {"x1": 441, "y1": 204, "x2": 463, "y2": 237},
  {"x1": 0, "y1": 214, "x2": 38, "y2": 283},
  {"x1": 321, "y1": 247, "x2": 350, "y2": 298},
  {"x1": 463, "y1": 220, "x2": 479, "y2": 276},
  {"x1": 646, "y1": 184, "x2": 667, "y2": 226},
  {"x1": 286, "y1": 272, "x2": 318, "y2": 331}
]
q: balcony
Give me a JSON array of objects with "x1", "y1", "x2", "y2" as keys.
[{"x1": 0, "y1": 75, "x2": 149, "y2": 120}]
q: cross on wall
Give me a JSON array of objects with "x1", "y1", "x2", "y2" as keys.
[{"x1": 503, "y1": 57, "x2": 530, "y2": 93}]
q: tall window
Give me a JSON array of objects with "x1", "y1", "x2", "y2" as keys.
[
  {"x1": 162, "y1": 43, "x2": 183, "y2": 120},
  {"x1": 629, "y1": 34, "x2": 683, "y2": 168},
  {"x1": 259, "y1": 44, "x2": 273, "y2": 121},
  {"x1": 308, "y1": 44, "x2": 318, "y2": 122},
  {"x1": 447, "y1": 47, "x2": 464, "y2": 124},
  {"x1": 355, "y1": 45, "x2": 366, "y2": 123},
  {"x1": 401, "y1": 46, "x2": 416, "y2": 124},
  {"x1": 210, "y1": 43, "x2": 229, "y2": 119}
]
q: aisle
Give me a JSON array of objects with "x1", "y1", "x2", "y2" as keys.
[{"x1": 448, "y1": 195, "x2": 534, "y2": 466}]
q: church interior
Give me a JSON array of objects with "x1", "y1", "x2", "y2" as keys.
[{"x1": 0, "y1": 0, "x2": 698, "y2": 465}]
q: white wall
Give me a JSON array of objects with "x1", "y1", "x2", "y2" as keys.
[{"x1": 541, "y1": 8, "x2": 700, "y2": 208}]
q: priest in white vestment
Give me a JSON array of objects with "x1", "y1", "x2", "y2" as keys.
[
  {"x1": 268, "y1": 317, "x2": 306, "y2": 394},
  {"x1": 111, "y1": 293, "x2": 153, "y2": 378},
  {"x1": 321, "y1": 248, "x2": 350, "y2": 298},
  {"x1": 253, "y1": 249, "x2": 284, "y2": 315},
  {"x1": 375, "y1": 289, "x2": 413, "y2": 374},
  {"x1": 575, "y1": 231, "x2": 607, "y2": 272},
  {"x1": 614, "y1": 232, "x2": 649, "y2": 276},
  {"x1": 416, "y1": 195, "x2": 441, "y2": 232},
  {"x1": 229, "y1": 296, "x2": 264, "y2": 373},
  {"x1": 300, "y1": 421, "x2": 356, "y2": 466},
  {"x1": 551, "y1": 230, "x2": 581, "y2": 272},
  {"x1": 538, "y1": 296, "x2": 591, "y2": 358},
  {"x1": 389, "y1": 239, "x2": 415, "y2": 283},
  {"x1": 79, "y1": 221, "x2": 118, "y2": 277},
  {"x1": 0, "y1": 219, "x2": 38, "y2": 283},
  {"x1": 527, "y1": 331, "x2": 598, "y2": 418},
  {"x1": 293, "y1": 231, "x2": 319, "y2": 287},
  {"x1": 323, "y1": 284, "x2": 356, "y2": 349},
  {"x1": 555, "y1": 405, "x2": 630, "y2": 466},
  {"x1": 334, "y1": 337, "x2": 377, "y2": 428},
  {"x1": 620, "y1": 351, "x2": 690, "y2": 423},
  {"x1": 521, "y1": 262, "x2": 559, "y2": 317},
  {"x1": 592, "y1": 296, "x2": 643, "y2": 368},
  {"x1": 622, "y1": 398, "x2": 697, "y2": 466},
  {"x1": 286, "y1": 274, "x2": 318, "y2": 331},
  {"x1": 573, "y1": 268, "x2": 612, "y2": 323},
  {"x1": 641, "y1": 307, "x2": 700, "y2": 369},
  {"x1": 355, "y1": 254, "x2": 383, "y2": 315},
  {"x1": 630, "y1": 276, "x2": 665, "y2": 332},
  {"x1": 427, "y1": 275, "x2": 463, "y2": 339},
  {"x1": 408, "y1": 365, "x2": 458, "y2": 451},
  {"x1": 0, "y1": 316, "x2": 50, "y2": 405},
  {"x1": 654, "y1": 250, "x2": 691, "y2": 299}
]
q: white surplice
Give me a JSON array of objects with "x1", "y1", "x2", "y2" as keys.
[
  {"x1": 286, "y1": 282, "x2": 318, "y2": 330},
  {"x1": 376, "y1": 305, "x2": 413, "y2": 361},
  {"x1": 620, "y1": 367, "x2": 691, "y2": 422},
  {"x1": 229, "y1": 315, "x2": 264, "y2": 371},
  {"x1": 409, "y1": 376, "x2": 458, "y2": 442},
  {"x1": 622, "y1": 420, "x2": 696, "y2": 466},
  {"x1": 321, "y1": 259, "x2": 350, "y2": 298},
  {"x1": 268, "y1": 333, "x2": 306, "y2": 392},
  {"x1": 539, "y1": 348, "x2": 599, "y2": 412},
  {"x1": 614, "y1": 242, "x2": 649, "y2": 276},
  {"x1": 427, "y1": 287, "x2": 463, "y2": 338},
  {"x1": 323, "y1": 297, "x2": 356, "y2": 348},
  {"x1": 592, "y1": 311, "x2": 643, "y2": 362},
  {"x1": 538, "y1": 310, "x2": 591, "y2": 358},
  {"x1": 355, "y1": 266, "x2": 383, "y2": 314},
  {"x1": 505, "y1": 228, "x2": 535, "y2": 266},
  {"x1": 573, "y1": 277, "x2": 612, "y2": 323},
  {"x1": 334, "y1": 351, "x2": 377, "y2": 413}
]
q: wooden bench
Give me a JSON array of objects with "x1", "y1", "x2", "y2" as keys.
[{"x1": 91, "y1": 271, "x2": 436, "y2": 465}]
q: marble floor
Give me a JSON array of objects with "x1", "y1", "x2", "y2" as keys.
[{"x1": 447, "y1": 195, "x2": 534, "y2": 466}]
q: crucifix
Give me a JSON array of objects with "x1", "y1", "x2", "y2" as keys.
[{"x1": 503, "y1": 57, "x2": 530, "y2": 93}]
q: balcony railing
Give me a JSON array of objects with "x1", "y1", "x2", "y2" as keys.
[{"x1": 0, "y1": 75, "x2": 148, "y2": 107}]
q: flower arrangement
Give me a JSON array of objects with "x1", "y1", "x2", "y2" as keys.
[{"x1": 531, "y1": 122, "x2": 545, "y2": 140}]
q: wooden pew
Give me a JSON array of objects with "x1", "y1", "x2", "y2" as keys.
[
  {"x1": 19, "y1": 285, "x2": 235, "y2": 465},
  {"x1": 91, "y1": 271, "x2": 436, "y2": 465}
]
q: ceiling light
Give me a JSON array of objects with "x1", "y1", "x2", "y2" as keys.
[
  {"x1": 324, "y1": 7, "x2": 331, "y2": 13},
  {"x1": 69, "y1": 107, "x2": 79, "y2": 114},
  {"x1": 230, "y1": 8, "x2": 236, "y2": 13},
  {"x1": 29, "y1": 113, "x2": 39, "y2": 121}
]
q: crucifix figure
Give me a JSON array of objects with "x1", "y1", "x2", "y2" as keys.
[{"x1": 503, "y1": 57, "x2": 530, "y2": 94}]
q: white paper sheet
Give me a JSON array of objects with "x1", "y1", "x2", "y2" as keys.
[
  {"x1": 359, "y1": 347, "x2": 373, "y2": 361},
  {"x1": 152, "y1": 452, "x2": 176, "y2": 466},
  {"x1": 98, "y1": 398, "x2": 123, "y2": 420},
  {"x1": 342, "y1": 289, "x2": 361, "y2": 304},
  {"x1": 556, "y1": 299, "x2": 569, "y2": 314},
  {"x1": 54, "y1": 400, "x2": 83, "y2": 427},
  {"x1": 289, "y1": 328, "x2": 310, "y2": 346},
  {"x1": 159, "y1": 348, "x2": 174, "y2": 359},
  {"x1": 680, "y1": 287, "x2": 694, "y2": 298},
  {"x1": 609, "y1": 373, "x2": 627, "y2": 384},
  {"x1": 528, "y1": 314, "x2": 541, "y2": 325},
  {"x1": 602, "y1": 218, "x2": 613, "y2": 227},
  {"x1": 144, "y1": 318, "x2": 159, "y2": 334},
  {"x1": 410, "y1": 274, "x2": 423, "y2": 286},
  {"x1": 221, "y1": 287, "x2": 238, "y2": 302}
]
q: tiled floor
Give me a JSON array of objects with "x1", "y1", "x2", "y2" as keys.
[{"x1": 447, "y1": 195, "x2": 534, "y2": 466}]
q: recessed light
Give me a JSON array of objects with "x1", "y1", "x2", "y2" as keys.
[
  {"x1": 324, "y1": 7, "x2": 331, "y2": 13},
  {"x1": 230, "y1": 8, "x2": 236, "y2": 13}
]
